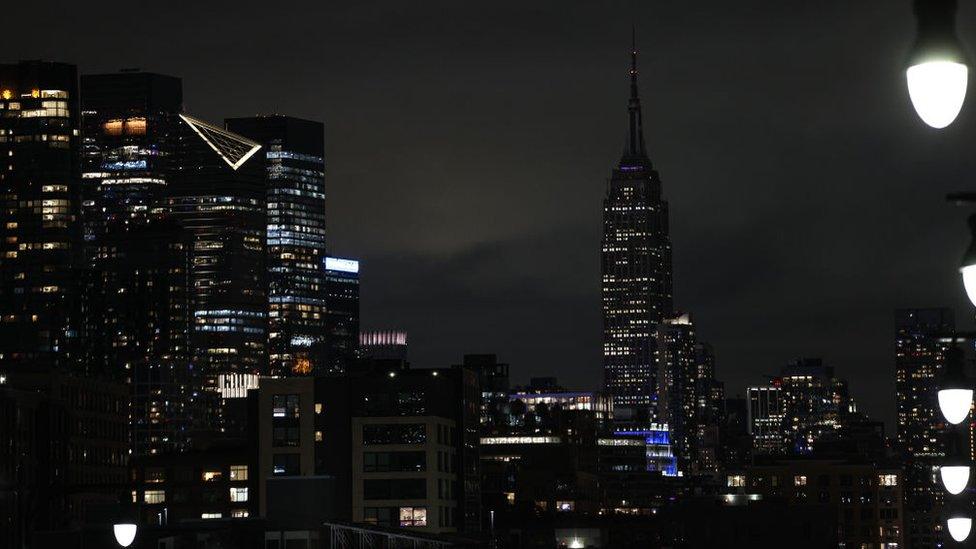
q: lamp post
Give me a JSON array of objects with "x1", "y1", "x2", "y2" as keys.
[
  {"x1": 907, "y1": 0, "x2": 970, "y2": 128},
  {"x1": 936, "y1": 338, "x2": 974, "y2": 542}
]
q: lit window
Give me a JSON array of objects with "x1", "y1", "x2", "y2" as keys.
[
  {"x1": 202, "y1": 470, "x2": 222, "y2": 482},
  {"x1": 879, "y1": 474, "x2": 898, "y2": 487},
  {"x1": 229, "y1": 465, "x2": 248, "y2": 481},
  {"x1": 230, "y1": 487, "x2": 248, "y2": 502},
  {"x1": 315, "y1": 403, "x2": 323, "y2": 414},
  {"x1": 231, "y1": 509, "x2": 249, "y2": 518},
  {"x1": 315, "y1": 431, "x2": 323, "y2": 442},
  {"x1": 727, "y1": 475, "x2": 746, "y2": 487},
  {"x1": 201, "y1": 513, "x2": 222, "y2": 520},
  {"x1": 145, "y1": 468, "x2": 165, "y2": 483},
  {"x1": 794, "y1": 475, "x2": 807, "y2": 487},
  {"x1": 399, "y1": 506, "x2": 427, "y2": 527},
  {"x1": 505, "y1": 492, "x2": 516, "y2": 505},
  {"x1": 144, "y1": 490, "x2": 165, "y2": 504},
  {"x1": 556, "y1": 501, "x2": 575, "y2": 512}
]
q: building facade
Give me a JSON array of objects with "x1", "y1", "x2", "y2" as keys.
[
  {"x1": 225, "y1": 116, "x2": 328, "y2": 378},
  {"x1": 0, "y1": 61, "x2": 82, "y2": 375},
  {"x1": 324, "y1": 256, "x2": 360, "y2": 375}
]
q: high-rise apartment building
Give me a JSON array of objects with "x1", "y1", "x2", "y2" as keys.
[
  {"x1": 0, "y1": 61, "x2": 82, "y2": 375},
  {"x1": 601, "y1": 41, "x2": 673, "y2": 426},
  {"x1": 655, "y1": 313, "x2": 697, "y2": 472},
  {"x1": 778, "y1": 358, "x2": 855, "y2": 455},
  {"x1": 225, "y1": 116, "x2": 327, "y2": 377}
]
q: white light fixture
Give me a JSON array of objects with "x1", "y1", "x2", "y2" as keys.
[
  {"x1": 941, "y1": 465, "x2": 971, "y2": 494},
  {"x1": 939, "y1": 388, "x2": 973, "y2": 424},
  {"x1": 907, "y1": 61, "x2": 968, "y2": 128},
  {"x1": 948, "y1": 517, "x2": 972, "y2": 542},
  {"x1": 962, "y1": 263, "x2": 976, "y2": 308},
  {"x1": 113, "y1": 523, "x2": 137, "y2": 548},
  {"x1": 906, "y1": 0, "x2": 970, "y2": 129}
]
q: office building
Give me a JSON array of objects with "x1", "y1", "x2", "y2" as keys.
[
  {"x1": 457, "y1": 354, "x2": 510, "y2": 431},
  {"x1": 747, "y1": 385, "x2": 786, "y2": 455},
  {"x1": 324, "y1": 256, "x2": 360, "y2": 375},
  {"x1": 655, "y1": 313, "x2": 698, "y2": 473},
  {"x1": 79, "y1": 71, "x2": 182, "y2": 243},
  {"x1": 777, "y1": 358, "x2": 856, "y2": 455},
  {"x1": 225, "y1": 116, "x2": 328, "y2": 377},
  {"x1": 162, "y1": 114, "x2": 266, "y2": 433},
  {"x1": 602, "y1": 42, "x2": 674, "y2": 425},
  {"x1": 0, "y1": 61, "x2": 82, "y2": 375}
]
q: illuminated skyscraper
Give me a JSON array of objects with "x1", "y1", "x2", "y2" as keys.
[
  {"x1": 325, "y1": 256, "x2": 360, "y2": 374},
  {"x1": 225, "y1": 116, "x2": 327, "y2": 377},
  {"x1": 655, "y1": 313, "x2": 697, "y2": 471},
  {"x1": 0, "y1": 61, "x2": 82, "y2": 375},
  {"x1": 164, "y1": 114, "x2": 266, "y2": 431},
  {"x1": 747, "y1": 385, "x2": 786, "y2": 455},
  {"x1": 602, "y1": 39, "x2": 673, "y2": 425},
  {"x1": 79, "y1": 71, "x2": 182, "y2": 243}
]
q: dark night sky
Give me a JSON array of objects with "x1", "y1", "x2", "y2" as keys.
[{"x1": 10, "y1": 1, "x2": 976, "y2": 428}]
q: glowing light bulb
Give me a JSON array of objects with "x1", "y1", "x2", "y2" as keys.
[
  {"x1": 948, "y1": 517, "x2": 972, "y2": 543},
  {"x1": 941, "y1": 465, "x2": 971, "y2": 495},
  {"x1": 907, "y1": 61, "x2": 968, "y2": 128},
  {"x1": 962, "y1": 263, "x2": 976, "y2": 308},
  {"x1": 113, "y1": 523, "x2": 137, "y2": 548},
  {"x1": 939, "y1": 388, "x2": 973, "y2": 424}
]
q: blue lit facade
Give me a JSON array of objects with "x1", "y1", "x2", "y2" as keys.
[
  {"x1": 615, "y1": 426, "x2": 678, "y2": 477},
  {"x1": 226, "y1": 116, "x2": 327, "y2": 376}
]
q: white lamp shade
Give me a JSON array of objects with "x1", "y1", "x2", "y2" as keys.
[
  {"x1": 907, "y1": 61, "x2": 968, "y2": 128},
  {"x1": 939, "y1": 388, "x2": 974, "y2": 424},
  {"x1": 962, "y1": 264, "x2": 976, "y2": 308},
  {"x1": 113, "y1": 523, "x2": 137, "y2": 547},
  {"x1": 948, "y1": 517, "x2": 972, "y2": 542},
  {"x1": 941, "y1": 465, "x2": 971, "y2": 495}
]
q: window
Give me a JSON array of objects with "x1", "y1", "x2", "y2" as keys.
[
  {"x1": 794, "y1": 475, "x2": 807, "y2": 486},
  {"x1": 727, "y1": 475, "x2": 746, "y2": 487},
  {"x1": 505, "y1": 492, "x2": 516, "y2": 505},
  {"x1": 556, "y1": 501, "x2": 575, "y2": 512},
  {"x1": 273, "y1": 426, "x2": 301, "y2": 447},
  {"x1": 362, "y1": 424, "x2": 426, "y2": 445},
  {"x1": 144, "y1": 490, "x2": 165, "y2": 504},
  {"x1": 230, "y1": 465, "x2": 248, "y2": 481},
  {"x1": 315, "y1": 403, "x2": 323, "y2": 414},
  {"x1": 202, "y1": 470, "x2": 223, "y2": 482},
  {"x1": 201, "y1": 513, "x2": 223, "y2": 519},
  {"x1": 363, "y1": 479, "x2": 426, "y2": 500},
  {"x1": 230, "y1": 487, "x2": 249, "y2": 502},
  {"x1": 879, "y1": 474, "x2": 898, "y2": 487},
  {"x1": 273, "y1": 454, "x2": 300, "y2": 476},
  {"x1": 145, "y1": 468, "x2": 166, "y2": 483},
  {"x1": 315, "y1": 431, "x2": 323, "y2": 442},
  {"x1": 399, "y1": 507, "x2": 427, "y2": 527},
  {"x1": 363, "y1": 451, "x2": 426, "y2": 472},
  {"x1": 272, "y1": 394, "x2": 300, "y2": 418},
  {"x1": 363, "y1": 507, "x2": 396, "y2": 526},
  {"x1": 232, "y1": 509, "x2": 250, "y2": 518}
]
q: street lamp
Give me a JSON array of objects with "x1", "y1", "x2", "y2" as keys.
[
  {"x1": 938, "y1": 346, "x2": 973, "y2": 424},
  {"x1": 907, "y1": 0, "x2": 970, "y2": 128},
  {"x1": 942, "y1": 465, "x2": 972, "y2": 495},
  {"x1": 959, "y1": 214, "x2": 976, "y2": 307},
  {"x1": 113, "y1": 523, "x2": 137, "y2": 548},
  {"x1": 949, "y1": 516, "x2": 973, "y2": 542}
]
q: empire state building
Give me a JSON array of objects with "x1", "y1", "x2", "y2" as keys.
[{"x1": 602, "y1": 40, "x2": 674, "y2": 424}]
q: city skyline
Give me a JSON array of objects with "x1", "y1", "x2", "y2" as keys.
[{"x1": 8, "y1": 2, "x2": 976, "y2": 431}]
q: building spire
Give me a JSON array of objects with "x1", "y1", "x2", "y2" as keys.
[{"x1": 621, "y1": 26, "x2": 649, "y2": 168}]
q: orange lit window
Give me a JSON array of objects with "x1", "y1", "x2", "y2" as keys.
[
  {"x1": 124, "y1": 117, "x2": 147, "y2": 135},
  {"x1": 104, "y1": 120, "x2": 123, "y2": 136}
]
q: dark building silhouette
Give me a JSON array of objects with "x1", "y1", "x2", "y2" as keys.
[
  {"x1": 601, "y1": 39, "x2": 673, "y2": 427},
  {"x1": 895, "y1": 308, "x2": 955, "y2": 549},
  {"x1": 324, "y1": 256, "x2": 360, "y2": 374},
  {"x1": 0, "y1": 61, "x2": 82, "y2": 376},
  {"x1": 225, "y1": 116, "x2": 328, "y2": 377}
]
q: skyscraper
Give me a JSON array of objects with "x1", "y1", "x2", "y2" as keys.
[
  {"x1": 225, "y1": 116, "x2": 328, "y2": 377},
  {"x1": 0, "y1": 61, "x2": 82, "y2": 375},
  {"x1": 747, "y1": 385, "x2": 786, "y2": 455},
  {"x1": 655, "y1": 313, "x2": 697, "y2": 471},
  {"x1": 324, "y1": 256, "x2": 360, "y2": 375},
  {"x1": 602, "y1": 39, "x2": 674, "y2": 425},
  {"x1": 79, "y1": 71, "x2": 182, "y2": 244},
  {"x1": 164, "y1": 114, "x2": 266, "y2": 432},
  {"x1": 895, "y1": 308, "x2": 955, "y2": 549}
]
